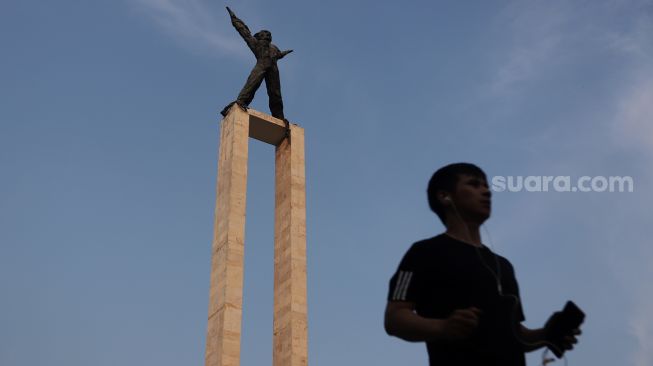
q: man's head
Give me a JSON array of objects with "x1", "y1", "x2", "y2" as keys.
[
  {"x1": 254, "y1": 30, "x2": 272, "y2": 43},
  {"x1": 427, "y1": 163, "x2": 491, "y2": 226}
]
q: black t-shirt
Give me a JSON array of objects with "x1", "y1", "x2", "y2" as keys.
[{"x1": 387, "y1": 234, "x2": 526, "y2": 366}]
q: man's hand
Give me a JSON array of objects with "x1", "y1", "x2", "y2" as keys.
[
  {"x1": 441, "y1": 307, "x2": 482, "y2": 341},
  {"x1": 545, "y1": 311, "x2": 582, "y2": 353},
  {"x1": 560, "y1": 328, "x2": 581, "y2": 351}
]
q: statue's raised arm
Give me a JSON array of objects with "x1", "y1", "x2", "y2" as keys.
[
  {"x1": 221, "y1": 6, "x2": 293, "y2": 122},
  {"x1": 226, "y1": 7, "x2": 256, "y2": 53}
]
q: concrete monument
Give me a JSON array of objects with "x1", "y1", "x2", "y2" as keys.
[{"x1": 205, "y1": 105, "x2": 307, "y2": 366}]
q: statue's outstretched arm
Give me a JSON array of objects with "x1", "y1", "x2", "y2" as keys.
[
  {"x1": 226, "y1": 7, "x2": 256, "y2": 52},
  {"x1": 277, "y1": 49, "x2": 293, "y2": 60}
]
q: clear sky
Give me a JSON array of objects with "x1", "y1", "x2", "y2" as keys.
[{"x1": 1, "y1": 1, "x2": 652, "y2": 365}]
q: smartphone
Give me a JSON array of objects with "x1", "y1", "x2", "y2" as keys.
[
  {"x1": 561, "y1": 301, "x2": 585, "y2": 329},
  {"x1": 548, "y1": 301, "x2": 585, "y2": 358}
]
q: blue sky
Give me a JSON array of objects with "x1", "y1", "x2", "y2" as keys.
[{"x1": 1, "y1": 1, "x2": 652, "y2": 365}]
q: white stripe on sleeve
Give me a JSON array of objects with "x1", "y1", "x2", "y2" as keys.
[
  {"x1": 399, "y1": 271, "x2": 413, "y2": 300},
  {"x1": 392, "y1": 271, "x2": 406, "y2": 300}
]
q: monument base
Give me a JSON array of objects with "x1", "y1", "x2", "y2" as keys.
[{"x1": 205, "y1": 105, "x2": 308, "y2": 366}]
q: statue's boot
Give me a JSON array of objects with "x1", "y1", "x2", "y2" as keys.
[
  {"x1": 282, "y1": 118, "x2": 291, "y2": 141},
  {"x1": 220, "y1": 101, "x2": 248, "y2": 117}
]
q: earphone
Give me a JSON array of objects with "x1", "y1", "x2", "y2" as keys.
[
  {"x1": 446, "y1": 197, "x2": 502, "y2": 294},
  {"x1": 446, "y1": 196, "x2": 568, "y2": 366}
]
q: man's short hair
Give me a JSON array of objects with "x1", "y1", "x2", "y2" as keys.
[{"x1": 427, "y1": 163, "x2": 487, "y2": 225}]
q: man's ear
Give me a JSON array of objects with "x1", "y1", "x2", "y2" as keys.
[{"x1": 437, "y1": 191, "x2": 452, "y2": 206}]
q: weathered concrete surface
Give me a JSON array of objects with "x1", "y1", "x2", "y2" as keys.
[
  {"x1": 205, "y1": 106, "x2": 249, "y2": 366},
  {"x1": 274, "y1": 124, "x2": 308, "y2": 366},
  {"x1": 206, "y1": 105, "x2": 307, "y2": 366},
  {"x1": 248, "y1": 108, "x2": 287, "y2": 145}
]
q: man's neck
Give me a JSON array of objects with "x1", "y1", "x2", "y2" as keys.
[{"x1": 445, "y1": 220, "x2": 482, "y2": 247}]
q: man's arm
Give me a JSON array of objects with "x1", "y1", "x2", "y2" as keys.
[
  {"x1": 518, "y1": 323, "x2": 581, "y2": 353},
  {"x1": 226, "y1": 7, "x2": 256, "y2": 52},
  {"x1": 518, "y1": 325, "x2": 548, "y2": 352},
  {"x1": 384, "y1": 301, "x2": 482, "y2": 343},
  {"x1": 384, "y1": 301, "x2": 443, "y2": 342}
]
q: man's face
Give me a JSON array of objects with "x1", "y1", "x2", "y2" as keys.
[{"x1": 450, "y1": 174, "x2": 492, "y2": 223}]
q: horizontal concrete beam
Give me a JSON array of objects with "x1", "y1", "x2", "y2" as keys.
[{"x1": 247, "y1": 109, "x2": 288, "y2": 146}]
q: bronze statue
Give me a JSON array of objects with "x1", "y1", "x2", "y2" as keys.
[{"x1": 221, "y1": 7, "x2": 293, "y2": 122}]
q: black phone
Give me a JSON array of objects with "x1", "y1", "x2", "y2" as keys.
[
  {"x1": 548, "y1": 301, "x2": 585, "y2": 358},
  {"x1": 562, "y1": 301, "x2": 585, "y2": 329}
]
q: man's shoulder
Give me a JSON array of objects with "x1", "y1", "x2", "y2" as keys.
[
  {"x1": 494, "y1": 252, "x2": 516, "y2": 272},
  {"x1": 395, "y1": 235, "x2": 456, "y2": 273},
  {"x1": 416, "y1": 233, "x2": 452, "y2": 245},
  {"x1": 406, "y1": 234, "x2": 450, "y2": 254}
]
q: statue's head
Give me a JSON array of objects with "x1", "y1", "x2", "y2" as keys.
[{"x1": 254, "y1": 30, "x2": 272, "y2": 43}]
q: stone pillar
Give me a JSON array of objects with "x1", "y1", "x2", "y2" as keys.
[
  {"x1": 205, "y1": 107, "x2": 249, "y2": 366},
  {"x1": 205, "y1": 106, "x2": 307, "y2": 366},
  {"x1": 273, "y1": 125, "x2": 308, "y2": 366}
]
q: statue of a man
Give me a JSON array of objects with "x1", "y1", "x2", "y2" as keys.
[{"x1": 221, "y1": 7, "x2": 293, "y2": 121}]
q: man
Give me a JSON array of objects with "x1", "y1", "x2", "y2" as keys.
[
  {"x1": 221, "y1": 7, "x2": 293, "y2": 121},
  {"x1": 384, "y1": 163, "x2": 580, "y2": 365}
]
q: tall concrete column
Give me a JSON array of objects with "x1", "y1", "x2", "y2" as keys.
[
  {"x1": 205, "y1": 107, "x2": 249, "y2": 366},
  {"x1": 273, "y1": 125, "x2": 308, "y2": 366},
  {"x1": 205, "y1": 106, "x2": 307, "y2": 366}
]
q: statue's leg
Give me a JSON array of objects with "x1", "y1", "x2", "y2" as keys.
[
  {"x1": 265, "y1": 65, "x2": 284, "y2": 120},
  {"x1": 236, "y1": 65, "x2": 266, "y2": 107},
  {"x1": 222, "y1": 65, "x2": 266, "y2": 116}
]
